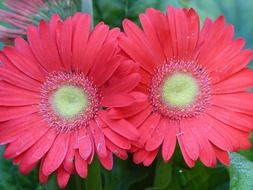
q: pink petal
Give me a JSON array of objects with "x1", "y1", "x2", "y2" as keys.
[
  {"x1": 208, "y1": 106, "x2": 253, "y2": 131},
  {"x1": 177, "y1": 123, "x2": 195, "y2": 168},
  {"x1": 145, "y1": 8, "x2": 174, "y2": 59},
  {"x1": 19, "y1": 160, "x2": 38, "y2": 175},
  {"x1": 3, "y1": 45, "x2": 44, "y2": 81},
  {"x1": 49, "y1": 14, "x2": 61, "y2": 40},
  {"x1": 78, "y1": 127, "x2": 93, "y2": 160},
  {"x1": 63, "y1": 146, "x2": 75, "y2": 173},
  {"x1": 72, "y1": 14, "x2": 90, "y2": 68},
  {"x1": 184, "y1": 8, "x2": 200, "y2": 58},
  {"x1": 121, "y1": 19, "x2": 158, "y2": 73},
  {"x1": 57, "y1": 166, "x2": 71, "y2": 189},
  {"x1": 108, "y1": 101, "x2": 150, "y2": 119},
  {"x1": 212, "y1": 69, "x2": 253, "y2": 94},
  {"x1": 89, "y1": 120, "x2": 107, "y2": 158},
  {"x1": 0, "y1": 105, "x2": 37, "y2": 122},
  {"x1": 139, "y1": 9, "x2": 165, "y2": 64},
  {"x1": 39, "y1": 159, "x2": 48, "y2": 184},
  {"x1": 19, "y1": 129, "x2": 56, "y2": 165},
  {"x1": 199, "y1": 115, "x2": 233, "y2": 151},
  {"x1": 0, "y1": 113, "x2": 40, "y2": 145},
  {"x1": 99, "y1": 111, "x2": 139, "y2": 141},
  {"x1": 98, "y1": 150, "x2": 113, "y2": 170},
  {"x1": 213, "y1": 146, "x2": 230, "y2": 166},
  {"x1": 190, "y1": 120, "x2": 216, "y2": 167},
  {"x1": 145, "y1": 117, "x2": 167, "y2": 151},
  {"x1": 102, "y1": 127, "x2": 131, "y2": 149},
  {"x1": 162, "y1": 121, "x2": 177, "y2": 162},
  {"x1": 133, "y1": 149, "x2": 148, "y2": 164},
  {"x1": 80, "y1": 23, "x2": 109, "y2": 74},
  {"x1": 138, "y1": 113, "x2": 161, "y2": 146},
  {"x1": 57, "y1": 17, "x2": 73, "y2": 70},
  {"x1": 75, "y1": 151, "x2": 88, "y2": 178},
  {"x1": 101, "y1": 93, "x2": 135, "y2": 108},
  {"x1": 180, "y1": 120, "x2": 199, "y2": 161},
  {"x1": 89, "y1": 41, "x2": 120, "y2": 86},
  {"x1": 63, "y1": 137, "x2": 75, "y2": 173},
  {"x1": 105, "y1": 139, "x2": 128, "y2": 160},
  {"x1": 212, "y1": 93, "x2": 253, "y2": 115},
  {"x1": 0, "y1": 88, "x2": 40, "y2": 106},
  {"x1": 102, "y1": 73, "x2": 141, "y2": 96},
  {"x1": 143, "y1": 149, "x2": 159, "y2": 166},
  {"x1": 127, "y1": 105, "x2": 152, "y2": 127},
  {"x1": 42, "y1": 133, "x2": 70, "y2": 176},
  {"x1": 3, "y1": 121, "x2": 48, "y2": 159},
  {"x1": 14, "y1": 37, "x2": 44, "y2": 75},
  {"x1": 0, "y1": 66, "x2": 41, "y2": 91},
  {"x1": 27, "y1": 25, "x2": 60, "y2": 72}
]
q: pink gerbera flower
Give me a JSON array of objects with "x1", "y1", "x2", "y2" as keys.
[
  {"x1": 119, "y1": 6, "x2": 253, "y2": 167},
  {"x1": 0, "y1": 0, "x2": 77, "y2": 42},
  {"x1": 0, "y1": 13, "x2": 139, "y2": 188}
]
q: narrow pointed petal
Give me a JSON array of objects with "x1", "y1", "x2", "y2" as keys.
[
  {"x1": 98, "y1": 150, "x2": 113, "y2": 170},
  {"x1": 75, "y1": 151, "x2": 88, "y2": 178},
  {"x1": 89, "y1": 120, "x2": 107, "y2": 158},
  {"x1": 20, "y1": 129, "x2": 56, "y2": 165},
  {"x1": 78, "y1": 127, "x2": 93, "y2": 160},
  {"x1": 103, "y1": 128, "x2": 131, "y2": 149},
  {"x1": 42, "y1": 133, "x2": 70, "y2": 176},
  {"x1": 57, "y1": 166, "x2": 71, "y2": 189},
  {"x1": 138, "y1": 113, "x2": 161, "y2": 146},
  {"x1": 106, "y1": 139, "x2": 128, "y2": 160},
  {"x1": 162, "y1": 122, "x2": 177, "y2": 162},
  {"x1": 145, "y1": 117, "x2": 167, "y2": 151},
  {"x1": 99, "y1": 111, "x2": 139, "y2": 141},
  {"x1": 180, "y1": 120, "x2": 199, "y2": 161},
  {"x1": 213, "y1": 146, "x2": 230, "y2": 166}
]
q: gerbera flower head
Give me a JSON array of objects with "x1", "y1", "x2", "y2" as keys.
[
  {"x1": 119, "y1": 6, "x2": 253, "y2": 167},
  {"x1": 0, "y1": 0, "x2": 77, "y2": 42},
  {"x1": 0, "y1": 13, "x2": 140, "y2": 188}
]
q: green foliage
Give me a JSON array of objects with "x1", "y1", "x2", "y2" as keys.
[
  {"x1": 0, "y1": 148, "x2": 45, "y2": 190},
  {"x1": 93, "y1": 0, "x2": 180, "y2": 27},
  {"x1": 229, "y1": 153, "x2": 253, "y2": 190},
  {"x1": 32, "y1": 0, "x2": 79, "y2": 24},
  {"x1": 102, "y1": 157, "x2": 154, "y2": 190},
  {"x1": 143, "y1": 148, "x2": 229, "y2": 190}
]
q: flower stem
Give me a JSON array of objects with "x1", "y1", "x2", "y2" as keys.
[
  {"x1": 74, "y1": 175, "x2": 84, "y2": 190},
  {"x1": 154, "y1": 154, "x2": 173, "y2": 188},
  {"x1": 81, "y1": 0, "x2": 94, "y2": 28},
  {"x1": 45, "y1": 175, "x2": 60, "y2": 190},
  {"x1": 85, "y1": 157, "x2": 102, "y2": 190}
]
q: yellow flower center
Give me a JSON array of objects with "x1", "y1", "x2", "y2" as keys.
[
  {"x1": 51, "y1": 85, "x2": 88, "y2": 119},
  {"x1": 161, "y1": 72, "x2": 199, "y2": 107}
]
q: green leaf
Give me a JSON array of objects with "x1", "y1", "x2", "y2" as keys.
[
  {"x1": 228, "y1": 153, "x2": 253, "y2": 190},
  {"x1": 127, "y1": 0, "x2": 180, "y2": 26},
  {"x1": 85, "y1": 157, "x2": 102, "y2": 190},
  {"x1": 143, "y1": 147, "x2": 229, "y2": 190},
  {"x1": 102, "y1": 157, "x2": 154, "y2": 190},
  {"x1": 93, "y1": 0, "x2": 181, "y2": 28},
  {"x1": 93, "y1": 0, "x2": 127, "y2": 27},
  {"x1": 176, "y1": 162, "x2": 229, "y2": 190},
  {"x1": 0, "y1": 147, "x2": 44, "y2": 190},
  {"x1": 145, "y1": 155, "x2": 172, "y2": 190}
]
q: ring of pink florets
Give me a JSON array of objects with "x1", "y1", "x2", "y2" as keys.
[
  {"x1": 149, "y1": 60, "x2": 211, "y2": 120},
  {"x1": 40, "y1": 72, "x2": 101, "y2": 132}
]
